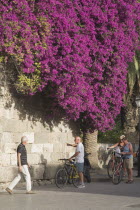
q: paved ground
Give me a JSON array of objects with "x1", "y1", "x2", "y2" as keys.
[{"x1": 0, "y1": 178, "x2": 140, "y2": 210}]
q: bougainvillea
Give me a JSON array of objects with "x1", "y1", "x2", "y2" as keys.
[
  {"x1": 0, "y1": 0, "x2": 51, "y2": 92},
  {"x1": 0, "y1": 0, "x2": 140, "y2": 131}
]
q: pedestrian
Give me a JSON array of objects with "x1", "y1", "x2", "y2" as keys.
[
  {"x1": 5, "y1": 136, "x2": 35, "y2": 194},
  {"x1": 121, "y1": 137, "x2": 134, "y2": 183},
  {"x1": 69, "y1": 136, "x2": 85, "y2": 188}
]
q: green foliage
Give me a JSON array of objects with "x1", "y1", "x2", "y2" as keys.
[
  {"x1": 16, "y1": 71, "x2": 42, "y2": 94},
  {"x1": 98, "y1": 115, "x2": 123, "y2": 143}
]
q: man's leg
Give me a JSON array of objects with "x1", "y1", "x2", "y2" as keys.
[
  {"x1": 6, "y1": 173, "x2": 22, "y2": 193},
  {"x1": 22, "y1": 165, "x2": 31, "y2": 192},
  {"x1": 128, "y1": 168, "x2": 133, "y2": 181},
  {"x1": 79, "y1": 172, "x2": 84, "y2": 184},
  {"x1": 77, "y1": 163, "x2": 85, "y2": 188},
  {"x1": 127, "y1": 158, "x2": 133, "y2": 181}
]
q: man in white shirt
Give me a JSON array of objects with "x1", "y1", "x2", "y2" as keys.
[{"x1": 69, "y1": 136, "x2": 85, "y2": 188}]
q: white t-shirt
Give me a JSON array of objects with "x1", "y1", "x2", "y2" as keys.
[{"x1": 75, "y1": 142, "x2": 84, "y2": 163}]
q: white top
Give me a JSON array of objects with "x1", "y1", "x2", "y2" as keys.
[
  {"x1": 75, "y1": 142, "x2": 84, "y2": 163},
  {"x1": 115, "y1": 146, "x2": 121, "y2": 157}
]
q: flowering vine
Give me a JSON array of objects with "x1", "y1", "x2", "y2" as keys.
[{"x1": 0, "y1": 0, "x2": 140, "y2": 131}]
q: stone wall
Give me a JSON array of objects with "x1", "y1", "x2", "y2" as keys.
[{"x1": 0, "y1": 63, "x2": 78, "y2": 188}]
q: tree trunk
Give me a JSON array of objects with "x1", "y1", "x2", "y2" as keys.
[
  {"x1": 83, "y1": 130, "x2": 99, "y2": 168},
  {"x1": 123, "y1": 95, "x2": 139, "y2": 143}
]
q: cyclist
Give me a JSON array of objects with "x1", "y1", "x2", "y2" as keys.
[
  {"x1": 68, "y1": 136, "x2": 85, "y2": 188},
  {"x1": 108, "y1": 135, "x2": 126, "y2": 174}
]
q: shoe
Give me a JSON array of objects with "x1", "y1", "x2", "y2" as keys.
[
  {"x1": 5, "y1": 188, "x2": 13, "y2": 195},
  {"x1": 126, "y1": 180, "x2": 134, "y2": 184},
  {"x1": 78, "y1": 184, "x2": 85, "y2": 188},
  {"x1": 26, "y1": 191, "x2": 36, "y2": 194}
]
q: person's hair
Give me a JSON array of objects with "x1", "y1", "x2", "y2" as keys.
[{"x1": 21, "y1": 136, "x2": 28, "y2": 143}]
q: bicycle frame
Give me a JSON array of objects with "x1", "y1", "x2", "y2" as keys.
[{"x1": 59, "y1": 159, "x2": 79, "y2": 181}]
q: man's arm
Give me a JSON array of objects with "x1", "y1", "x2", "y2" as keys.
[
  {"x1": 17, "y1": 153, "x2": 22, "y2": 172},
  {"x1": 67, "y1": 143, "x2": 77, "y2": 147},
  {"x1": 69, "y1": 151, "x2": 80, "y2": 160}
]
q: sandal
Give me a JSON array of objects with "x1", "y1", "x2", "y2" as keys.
[{"x1": 126, "y1": 180, "x2": 134, "y2": 184}]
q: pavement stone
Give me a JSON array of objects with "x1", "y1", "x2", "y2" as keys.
[{"x1": 0, "y1": 180, "x2": 140, "y2": 210}]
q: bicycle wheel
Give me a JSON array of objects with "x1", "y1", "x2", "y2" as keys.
[
  {"x1": 107, "y1": 159, "x2": 115, "y2": 178},
  {"x1": 112, "y1": 167, "x2": 123, "y2": 185},
  {"x1": 55, "y1": 168, "x2": 68, "y2": 188},
  {"x1": 72, "y1": 168, "x2": 80, "y2": 188}
]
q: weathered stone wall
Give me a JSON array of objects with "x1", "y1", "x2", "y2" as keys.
[{"x1": 0, "y1": 63, "x2": 78, "y2": 188}]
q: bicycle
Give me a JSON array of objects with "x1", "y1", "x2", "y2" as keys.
[
  {"x1": 112, "y1": 153, "x2": 124, "y2": 185},
  {"x1": 55, "y1": 159, "x2": 79, "y2": 188},
  {"x1": 107, "y1": 148, "x2": 118, "y2": 178}
]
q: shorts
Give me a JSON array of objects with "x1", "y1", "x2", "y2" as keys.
[
  {"x1": 124, "y1": 157, "x2": 133, "y2": 169},
  {"x1": 76, "y1": 162, "x2": 84, "y2": 173}
]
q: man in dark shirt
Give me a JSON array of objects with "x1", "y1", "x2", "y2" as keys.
[{"x1": 6, "y1": 136, "x2": 35, "y2": 194}]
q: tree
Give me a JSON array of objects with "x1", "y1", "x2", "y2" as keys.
[{"x1": 1, "y1": 0, "x2": 140, "y2": 165}]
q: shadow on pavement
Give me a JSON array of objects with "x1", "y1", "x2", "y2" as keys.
[{"x1": 30, "y1": 180, "x2": 140, "y2": 198}]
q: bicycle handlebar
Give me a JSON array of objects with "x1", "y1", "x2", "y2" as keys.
[
  {"x1": 58, "y1": 158, "x2": 75, "y2": 162},
  {"x1": 58, "y1": 159, "x2": 69, "y2": 161}
]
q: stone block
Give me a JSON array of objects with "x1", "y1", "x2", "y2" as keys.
[
  {"x1": 27, "y1": 121, "x2": 43, "y2": 132},
  {"x1": 41, "y1": 152, "x2": 51, "y2": 163},
  {"x1": 65, "y1": 145, "x2": 75, "y2": 154},
  {"x1": 34, "y1": 132, "x2": 50, "y2": 143},
  {"x1": 56, "y1": 122, "x2": 70, "y2": 133},
  {"x1": 3, "y1": 143, "x2": 17, "y2": 154},
  {"x1": 50, "y1": 152, "x2": 64, "y2": 163},
  {"x1": 32, "y1": 165, "x2": 45, "y2": 180},
  {"x1": 0, "y1": 125, "x2": 3, "y2": 133},
  {"x1": 0, "y1": 108, "x2": 5, "y2": 118},
  {"x1": 26, "y1": 144, "x2": 32, "y2": 153},
  {"x1": 12, "y1": 133, "x2": 22, "y2": 143},
  {"x1": 10, "y1": 154, "x2": 17, "y2": 166},
  {"x1": 0, "y1": 166, "x2": 18, "y2": 182},
  {"x1": 45, "y1": 164, "x2": 61, "y2": 179},
  {"x1": 0, "y1": 133, "x2": 2, "y2": 142},
  {"x1": 49, "y1": 132, "x2": 62, "y2": 143},
  {"x1": 0, "y1": 87, "x2": 5, "y2": 96},
  {"x1": 3, "y1": 108, "x2": 14, "y2": 119},
  {"x1": 0, "y1": 117, "x2": 7, "y2": 131},
  {"x1": 56, "y1": 132, "x2": 68, "y2": 144},
  {"x1": 3, "y1": 120, "x2": 28, "y2": 133},
  {"x1": 31, "y1": 144, "x2": 43, "y2": 153},
  {"x1": 40, "y1": 122, "x2": 50, "y2": 132},
  {"x1": 1, "y1": 132, "x2": 12, "y2": 143},
  {"x1": 43, "y1": 143, "x2": 53, "y2": 153},
  {"x1": 53, "y1": 143, "x2": 64, "y2": 153},
  {"x1": 1, "y1": 153, "x2": 11, "y2": 166},
  {"x1": 22, "y1": 132, "x2": 34, "y2": 144},
  {"x1": 28, "y1": 154, "x2": 41, "y2": 165},
  {"x1": 67, "y1": 132, "x2": 75, "y2": 142}
]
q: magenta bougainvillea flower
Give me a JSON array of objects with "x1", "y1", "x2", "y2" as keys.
[{"x1": 0, "y1": 0, "x2": 140, "y2": 131}]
